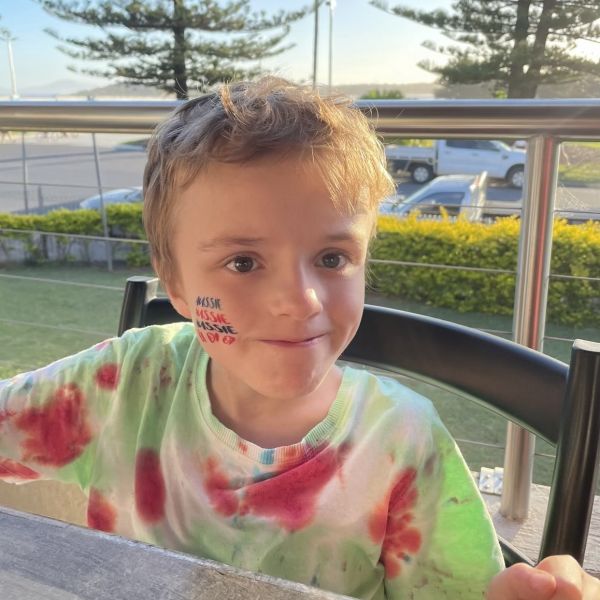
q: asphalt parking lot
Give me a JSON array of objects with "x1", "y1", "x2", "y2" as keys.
[{"x1": 0, "y1": 136, "x2": 598, "y2": 217}]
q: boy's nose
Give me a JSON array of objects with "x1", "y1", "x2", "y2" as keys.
[{"x1": 269, "y1": 269, "x2": 323, "y2": 320}]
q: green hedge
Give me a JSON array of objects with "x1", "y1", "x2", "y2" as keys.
[
  {"x1": 1, "y1": 207, "x2": 599, "y2": 325},
  {"x1": 0, "y1": 205, "x2": 150, "y2": 266},
  {"x1": 371, "y1": 214, "x2": 600, "y2": 326}
]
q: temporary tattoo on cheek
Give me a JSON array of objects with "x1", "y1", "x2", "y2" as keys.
[{"x1": 195, "y1": 296, "x2": 238, "y2": 344}]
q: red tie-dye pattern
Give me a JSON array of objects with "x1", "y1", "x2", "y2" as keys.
[
  {"x1": 15, "y1": 383, "x2": 92, "y2": 466},
  {"x1": 0, "y1": 458, "x2": 40, "y2": 480},
  {"x1": 93, "y1": 340, "x2": 111, "y2": 351},
  {"x1": 240, "y1": 445, "x2": 346, "y2": 530},
  {"x1": 368, "y1": 502, "x2": 388, "y2": 543},
  {"x1": 202, "y1": 456, "x2": 239, "y2": 516},
  {"x1": 87, "y1": 488, "x2": 117, "y2": 532},
  {"x1": 158, "y1": 366, "x2": 172, "y2": 388},
  {"x1": 0, "y1": 409, "x2": 15, "y2": 426},
  {"x1": 202, "y1": 445, "x2": 347, "y2": 530},
  {"x1": 371, "y1": 467, "x2": 422, "y2": 579},
  {"x1": 135, "y1": 448, "x2": 166, "y2": 523},
  {"x1": 95, "y1": 363, "x2": 119, "y2": 390}
]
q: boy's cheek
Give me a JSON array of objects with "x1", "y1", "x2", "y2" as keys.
[{"x1": 194, "y1": 294, "x2": 239, "y2": 346}]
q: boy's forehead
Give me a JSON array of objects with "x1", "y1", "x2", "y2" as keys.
[
  {"x1": 177, "y1": 156, "x2": 372, "y2": 216},
  {"x1": 173, "y1": 163, "x2": 374, "y2": 249}
]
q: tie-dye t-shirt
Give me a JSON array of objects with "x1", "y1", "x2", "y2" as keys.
[{"x1": 0, "y1": 323, "x2": 503, "y2": 599}]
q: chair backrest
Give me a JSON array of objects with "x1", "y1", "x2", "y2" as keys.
[{"x1": 118, "y1": 276, "x2": 600, "y2": 567}]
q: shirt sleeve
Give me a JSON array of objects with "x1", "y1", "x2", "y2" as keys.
[
  {"x1": 383, "y1": 405, "x2": 505, "y2": 600},
  {"x1": 0, "y1": 336, "x2": 124, "y2": 490}
]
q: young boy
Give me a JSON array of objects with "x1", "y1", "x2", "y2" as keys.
[{"x1": 0, "y1": 78, "x2": 597, "y2": 599}]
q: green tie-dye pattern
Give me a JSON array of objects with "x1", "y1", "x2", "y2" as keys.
[{"x1": 0, "y1": 323, "x2": 503, "y2": 599}]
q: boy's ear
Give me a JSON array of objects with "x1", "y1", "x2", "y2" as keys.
[{"x1": 164, "y1": 279, "x2": 193, "y2": 320}]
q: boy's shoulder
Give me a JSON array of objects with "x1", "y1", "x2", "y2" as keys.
[
  {"x1": 345, "y1": 365, "x2": 439, "y2": 424},
  {"x1": 342, "y1": 366, "x2": 451, "y2": 460},
  {"x1": 114, "y1": 321, "x2": 199, "y2": 360},
  {"x1": 119, "y1": 321, "x2": 196, "y2": 346}
]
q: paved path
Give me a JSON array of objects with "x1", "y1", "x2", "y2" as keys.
[{"x1": 0, "y1": 136, "x2": 146, "y2": 213}]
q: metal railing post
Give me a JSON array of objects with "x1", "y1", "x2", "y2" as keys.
[
  {"x1": 91, "y1": 132, "x2": 113, "y2": 272},
  {"x1": 500, "y1": 135, "x2": 560, "y2": 520},
  {"x1": 20, "y1": 132, "x2": 29, "y2": 213}
]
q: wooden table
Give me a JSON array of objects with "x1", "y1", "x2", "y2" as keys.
[{"x1": 0, "y1": 507, "x2": 351, "y2": 600}]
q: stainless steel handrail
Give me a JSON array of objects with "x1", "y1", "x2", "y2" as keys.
[
  {"x1": 2, "y1": 98, "x2": 600, "y2": 519},
  {"x1": 3, "y1": 98, "x2": 600, "y2": 137}
]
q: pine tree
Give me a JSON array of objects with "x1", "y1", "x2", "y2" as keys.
[
  {"x1": 370, "y1": 0, "x2": 600, "y2": 98},
  {"x1": 38, "y1": 0, "x2": 312, "y2": 99}
]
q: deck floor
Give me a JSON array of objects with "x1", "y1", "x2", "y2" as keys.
[{"x1": 481, "y1": 483, "x2": 600, "y2": 578}]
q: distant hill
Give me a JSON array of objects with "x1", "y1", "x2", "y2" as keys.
[
  {"x1": 434, "y1": 80, "x2": 600, "y2": 99},
  {"x1": 0, "y1": 79, "x2": 175, "y2": 100},
  {"x1": 329, "y1": 82, "x2": 440, "y2": 99},
  {"x1": 76, "y1": 82, "x2": 175, "y2": 99},
  {"x1": 4, "y1": 77, "x2": 598, "y2": 101},
  {"x1": 69, "y1": 80, "x2": 441, "y2": 100}
]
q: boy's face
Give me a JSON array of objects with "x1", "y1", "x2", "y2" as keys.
[{"x1": 166, "y1": 156, "x2": 373, "y2": 403}]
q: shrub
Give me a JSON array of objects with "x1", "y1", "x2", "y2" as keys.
[
  {"x1": 0, "y1": 213, "x2": 46, "y2": 263},
  {"x1": 371, "y1": 214, "x2": 600, "y2": 326},
  {"x1": 0, "y1": 205, "x2": 146, "y2": 265},
  {"x1": 1, "y1": 206, "x2": 599, "y2": 325}
]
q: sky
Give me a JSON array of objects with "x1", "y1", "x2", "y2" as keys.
[
  {"x1": 0, "y1": 0, "x2": 455, "y2": 93},
  {"x1": 1, "y1": 0, "x2": 600, "y2": 95}
]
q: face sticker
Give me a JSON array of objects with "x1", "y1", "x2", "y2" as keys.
[{"x1": 195, "y1": 296, "x2": 238, "y2": 344}]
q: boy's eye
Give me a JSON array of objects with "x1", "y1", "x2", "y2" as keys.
[
  {"x1": 226, "y1": 256, "x2": 256, "y2": 273},
  {"x1": 320, "y1": 253, "x2": 347, "y2": 269}
]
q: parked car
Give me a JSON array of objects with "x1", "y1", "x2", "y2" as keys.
[
  {"x1": 79, "y1": 186, "x2": 143, "y2": 210},
  {"x1": 380, "y1": 172, "x2": 488, "y2": 222},
  {"x1": 385, "y1": 140, "x2": 526, "y2": 188}
]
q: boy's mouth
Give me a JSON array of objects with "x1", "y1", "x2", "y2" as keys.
[{"x1": 260, "y1": 334, "x2": 325, "y2": 347}]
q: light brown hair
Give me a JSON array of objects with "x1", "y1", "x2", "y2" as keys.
[{"x1": 143, "y1": 76, "x2": 394, "y2": 285}]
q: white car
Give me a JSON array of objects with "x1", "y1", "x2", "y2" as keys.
[
  {"x1": 385, "y1": 140, "x2": 525, "y2": 187},
  {"x1": 380, "y1": 173, "x2": 488, "y2": 222},
  {"x1": 79, "y1": 186, "x2": 143, "y2": 210}
]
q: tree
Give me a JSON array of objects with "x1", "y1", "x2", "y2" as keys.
[
  {"x1": 38, "y1": 0, "x2": 312, "y2": 99},
  {"x1": 360, "y1": 88, "x2": 405, "y2": 99},
  {"x1": 370, "y1": 1, "x2": 600, "y2": 98}
]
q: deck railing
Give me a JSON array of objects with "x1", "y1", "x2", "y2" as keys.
[{"x1": 2, "y1": 97, "x2": 600, "y2": 520}]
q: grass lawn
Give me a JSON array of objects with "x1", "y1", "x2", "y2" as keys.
[
  {"x1": 364, "y1": 292, "x2": 600, "y2": 488},
  {"x1": 0, "y1": 264, "x2": 155, "y2": 378},
  {"x1": 559, "y1": 142, "x2": 600, "y2": 184},
  {"x1": 1, "y1": 263, "x2": 598, "y2": 489}
]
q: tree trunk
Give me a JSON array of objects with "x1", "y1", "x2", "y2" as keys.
[
  {"x1": 172, "y1": 0, "x2": 188, "y2": 100},
  {"x1": 507, "y1": 0, "x2": 533, "y2": 98},
  {"x1": 522, "y1": 0, "x2": 556, "y2": 98}
]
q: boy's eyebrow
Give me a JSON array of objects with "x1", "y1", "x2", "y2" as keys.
[
  {"x1": 197, "y1": 236, "x2": 265, "y2": 251},
  {"x1": 198, "y1": 231, "x2": 364, "y2": 252},
  {"x1": 325, "y1": 231, "x2": 364, "y2": 244}
]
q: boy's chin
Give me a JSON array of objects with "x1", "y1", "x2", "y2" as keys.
[{"x1": 250, "y1": 366, "x2": 339, "y2": 402}]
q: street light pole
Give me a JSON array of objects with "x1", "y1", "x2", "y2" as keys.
[
  {"x1": 328, "y1": 0, "x2": 335, "y2": 93},
  {"x1": 1, "y1": 30, "x2": 18, "y2": 99},
  {"x1": 312, "y1": 0, "x2": 319, "y2": 89}
]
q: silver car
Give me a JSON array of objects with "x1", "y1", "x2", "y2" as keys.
[
  {"x1": 79, "y1": 186, "x2": 143, "y2": 210},
  {"x1": 380, "y1": 172, "x2": 488, "y2": 223}
]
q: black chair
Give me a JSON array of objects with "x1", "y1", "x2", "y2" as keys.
[{"x1": 119, "y1": 275, "x2": 600, "y2": 568}]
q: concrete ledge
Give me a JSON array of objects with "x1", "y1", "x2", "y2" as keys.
[{"x1": 0, "y1": 507, "x2": 352, "y2": 600}]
